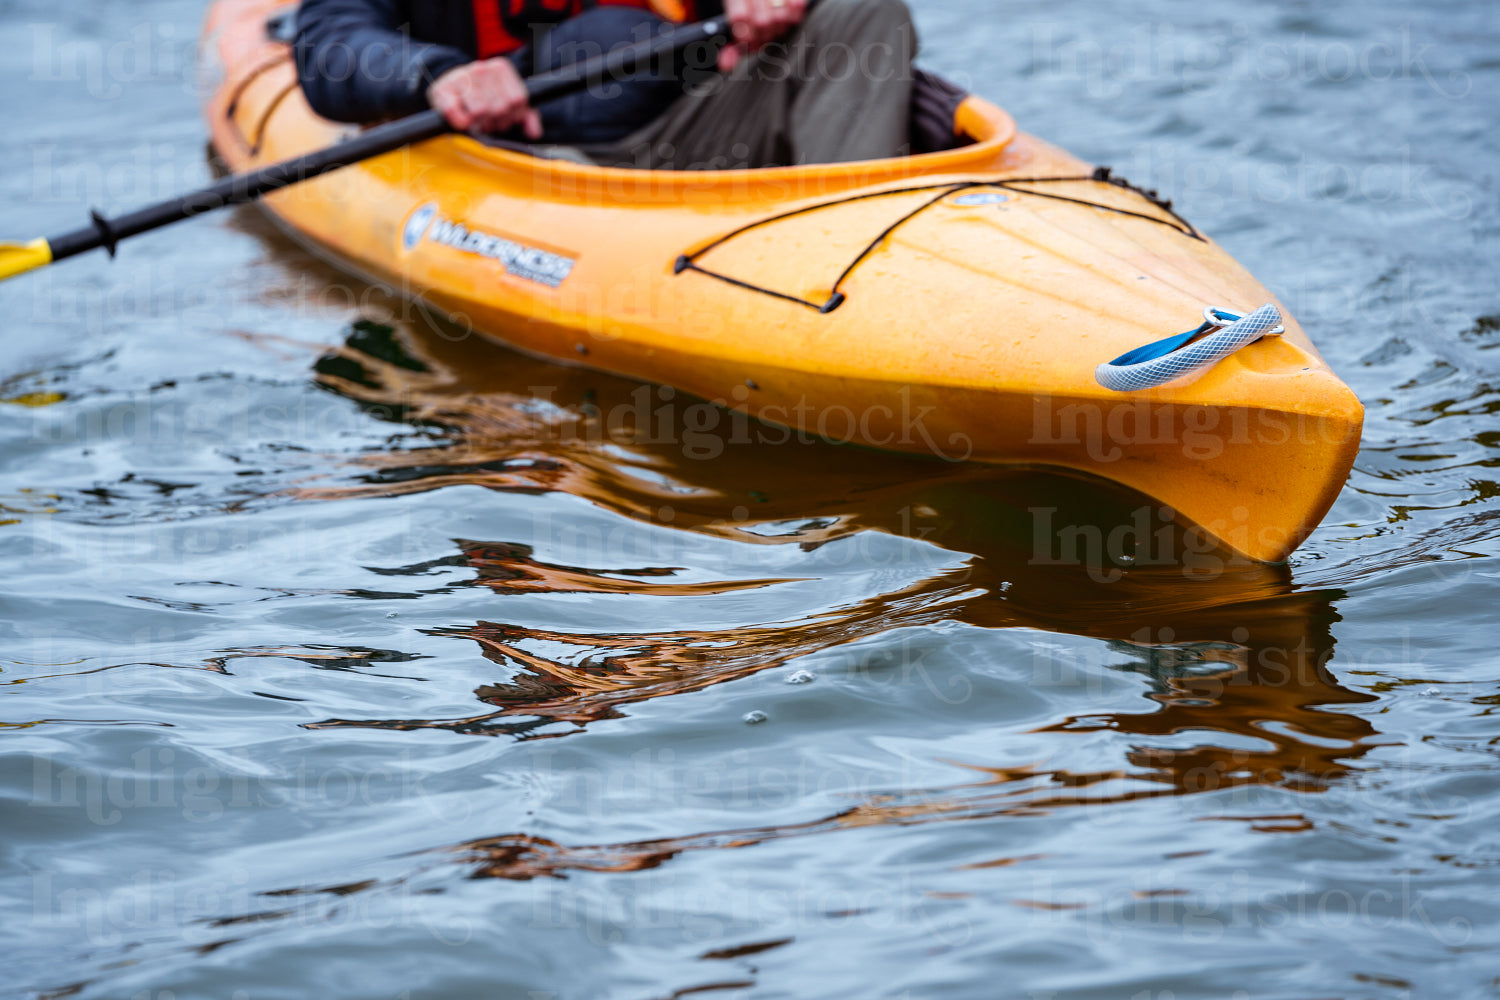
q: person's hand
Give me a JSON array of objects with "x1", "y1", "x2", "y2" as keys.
[
  {"x1": 719, "y1": 0, "x2": 808, "y2": 72},
  {"x1": 427, "y1": 59, "x2": 543, "y2": 139}
]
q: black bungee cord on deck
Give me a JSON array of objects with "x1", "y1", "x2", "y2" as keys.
[{"x1": 672, "y1": 166, "x2": 1203, "y2": 314}]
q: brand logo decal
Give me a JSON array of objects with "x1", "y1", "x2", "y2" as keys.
[
  {"x1": 402, "y1": 202, "x2": 438, "y2": 250},
  {"x1": 400, "y1": 202, "x2": 574, "y2": 288}
]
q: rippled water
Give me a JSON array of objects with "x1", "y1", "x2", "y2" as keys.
[{"x1": 3, "y1": 0, "x2": 1498, "y2": 997}]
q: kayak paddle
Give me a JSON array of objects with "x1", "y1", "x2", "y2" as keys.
[{"x1": 0, "y1": 15, "x2": 728, "y2": 283}]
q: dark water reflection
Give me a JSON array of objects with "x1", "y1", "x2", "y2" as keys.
[
  {"x1": 3, "y1": 0, "x2": 1499, "y2": 997},
  {"x1": 303, "y1": 308, "x2": 1350, "y2": 750}
]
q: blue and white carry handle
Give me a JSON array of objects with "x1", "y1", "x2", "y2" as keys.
[{"x1": 1095, "y1": 303, "x2": 1285, "y2": 392}]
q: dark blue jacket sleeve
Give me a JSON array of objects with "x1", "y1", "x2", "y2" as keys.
[{"x1": 294, "y1": 0, "x2": 472, "y2": 123}]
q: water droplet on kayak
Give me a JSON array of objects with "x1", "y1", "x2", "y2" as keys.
[
  {"x1": 743, "y1": 710, "x2": 768, "y2": 725},
  {"x1": 786, "y1": 670, "x2": 815, "y2": 685}
]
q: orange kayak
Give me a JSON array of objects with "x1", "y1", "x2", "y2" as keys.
[{"x1": 201, "y1": 0, "x2": 1363, "y2": 563}]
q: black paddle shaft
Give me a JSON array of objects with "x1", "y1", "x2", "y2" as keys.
[{"x1": 45, "y1": 16, "x2": 729, "y2": 263}]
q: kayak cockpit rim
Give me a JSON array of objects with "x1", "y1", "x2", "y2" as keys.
[{"x1": 442, "y1": 96, "x2": 1019, "y2": 200}]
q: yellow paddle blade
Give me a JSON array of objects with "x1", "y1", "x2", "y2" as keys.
[{"x1": 0, "y1": 239, "x2": 54, "y2": 282}]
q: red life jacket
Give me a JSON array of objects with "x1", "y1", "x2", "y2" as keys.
[{"x1": 472, "y1": 0, "x2": 694, "y2": 58}]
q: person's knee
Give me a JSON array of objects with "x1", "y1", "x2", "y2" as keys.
[
  {"x1": 856, "y1": 0, "x2": 915, "y2": 26},
  {"x1": 807, "y1": 0, "x2": 914, "y2": 35},
  {"x1": 801, "y1": 0, "x2": 917, "y2": 64}
]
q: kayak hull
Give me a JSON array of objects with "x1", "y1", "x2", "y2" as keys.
[{"x1": 202, "y1": 0, "x2": 1363, "y2": 563}]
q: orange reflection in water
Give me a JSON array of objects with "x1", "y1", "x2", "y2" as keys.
[
  {"x1": 280, "y1": 286, "x2": 1382, "y2": 870},
  {"x1": 440, "y1": 589, "x2": 1379, "y2": 881}
]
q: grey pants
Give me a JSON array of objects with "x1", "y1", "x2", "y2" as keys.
[{"x1": 588, "y1": 0, "x2": 919, "y2": 170}]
